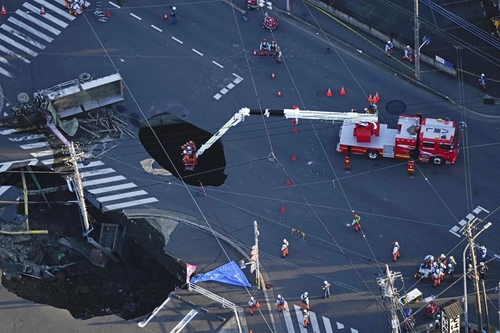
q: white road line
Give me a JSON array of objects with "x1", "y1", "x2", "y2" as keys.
[
  {"x1": 1, "y1": 24, "x2": 46, "y2": 50},
  {"x1": 0, "y1": 129, "x2": 20, "y2": 135},
  {"x1": 8, "y1": 17, "x2": 53, "y2": 43},
  {"x1": 171, "y1": 36, "x2": 183, "y2": 44},
  {"x1": 40, "y1": 157, "x2": 68, "y2": 165},
  {"x1": 87, "y1": 183, "x2": 137, "y2": 194},
  {"x1": 0, "y1": 186, "x2": 12, "y2": 197},
  {"x1": 151, "y1": 25, "x2": 162, "y2": 32},
  {"x1": 0, "y1": 55, "x2": 11, "y2": 65},
  {"x1": 213, "y1": 93, "x2": 222, "y2": 100},
  {"x1": 233, "y1": 77, "x2": 243, "y2": 84},
  {"x1": 293, "y1": 305, "x2": 308, "y2": 333},
  {"x1": 97, "y1": 190, "x2": 149, "y2": 203},
  {"x1": 109, "y1": 1, "x2": 121, "y2": 8},
  {"x1": 282, "y1": 302, "x2": 295, "y2": 333},
  {"x1": 212, "y1": 60, "x2": 223, "y2": 68},
  {"x1": 78, "y1": 160, "x2": 105, "y2": 169},
  {"x1": 9, "y1": 134, "x2": 45, "y2": 141},
  {"x1": 220, "y1": 88, "x2": 228, "y2": 95},
  {"x1": 103, "y1": 197, "x2": 158, "y2": 211},
  {"x1": 0, "y1": 32, "x2": 38, "y2": 57},
  {"x1": 232, "y1": 73, "x2": 243, "y2": 80},
  {"x1": 336, "y1": 322, "x2": 345, "y2": 329},
  {"x1": 82, "y1": 175, "x2": 126, "y2": 187},
  {"x1": 322, "y1": 317, "x2": 334, "y2": 333},
  {"x1": 19, "y1": 141, "x2": 49, "y2": 149},
  {"x1": 309, "y1": 311, "x2": 320, "y2": 333},
  {"x1": 130, "y1": 13, "x2": 141, "y2": 20},
  {"x1": 0, "y1": 44, "x2": 30, "y2": 64},
  {"x1": 351, "y1": 329, "x2": 358, "y2": 333},
  {"x1": 170, "y1": 309, "x2": 198, "y2": 333},
  {"x1": 33, "y1": 0, "x2": 76, "y2": 20},
  {"x1": 30, "y1": 149, "x2": 55, "y2": 157},
  {"x1": 0, "y1": 158, "x2": 38, "y2": 172},
  {"x1": 22, "y1": 3, "x2": 68, "y2": 28},
  {"x1": 81, "y1": 168, "x2": 116, "y2": 178},
  {"x1": 0, "y1": 66, "x2": 13, "y2": 78},
  {"x1": 15, "y1": 10, "x2": 61, "y2": 35},
  {"x1": 192, "y1": 48, "x2": 203, "y2": 56},
  {"x1": 226, "y1": 83, "x2": 235, "y2": 89}
]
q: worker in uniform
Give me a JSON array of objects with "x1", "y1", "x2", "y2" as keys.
[
  {"x1": 447, "y1": 263, "x2": 455, "y2": 281},
  {"x1": 322, "y1": 280, "x2": 331, "y2": 298},
  {"x1": 78, "y1": 0, "x2": 85, "y2": 9},
  {"x1": 69, "y1": 1, "x2": 81, "y2": 15},
  {"x1": 424, "y1": 255, "x2": 434, "y2": 269},
  {"x1": 276, "y1": 294, "x2": 286, "y2": 312},
  {"x1": 477, "y1": 262, "x2": 488, "y2": 280},
  {"x1": 300, "y1": 292, "x2": 310, "y2": 310},
  {"x1": 170, "y1": 6, "x2": 177, "y2": 24},
  {"x1": 269, "y1": 40, "x2": 277, "y2": 56},
  {"x1": 431, "y1": 269, "x2": 440, "y2": 287},
  {"x1": 448, "y1": 256, "x2": 457, "y2": 269},
  {"x1": 392, "y1": 241, "x2": 400, "y2": 262},
  {"x1": 437, "y1": 254, "x2": 447, "y2": 266},
  {"x1": 281, "y1": 238, "x2": 289, "y2": 257},
  {"x1": 248, "y1": 296, "x2": 258, "y2": 315},
  {"x1": 259, "y1": 38, "x2": 270, "y2": 56},
  {"x1": 479, "y1": 73, "x2": 486, "y2": 90},
  {"x1": 275, "y1": 46, "x2": 282, "y2": 64},
  {"x1": 351, "y1": 213, "x2": 361, "y2": 232},
  {"x1": 303, "y1": 309, "x2": 310, "y2": 328},
  {"x1": 385, "y1": 40, "x2": 393, "y2": 56},
  {"x1": 403, "y1": 45, "x2": 413, "y2": 63},
  {"x1": 478, "y1": 245, "x2": 487, "y2": 263},
  {"x1": 439, "y1": 262, "x2": 446, "y2": 281}
]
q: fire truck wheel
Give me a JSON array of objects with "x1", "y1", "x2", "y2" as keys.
[
  {"x1": 367, "y1": 151, "x2": 379, "y2": 159},
  {"x1": 432, "y1": 157, "x2": 443, "y2": 165}
]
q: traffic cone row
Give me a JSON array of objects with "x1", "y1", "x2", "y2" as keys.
[
  {"x1": 1, "y1": 5, "x2": 6, "y2": 15},
  {"x1": 367, "y1": 92, "x2": 380, "y2": 103}
]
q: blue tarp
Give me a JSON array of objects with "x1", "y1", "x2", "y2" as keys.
[{"x1": 190, "y1": 260, "x2": 251, "y2": 287}]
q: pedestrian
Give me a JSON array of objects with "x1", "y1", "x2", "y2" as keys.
[
  {"x1": 322, "y1": 280, "x2": 331, "y2": 298},
  {"x1": 170, "y1": 6, "x2": 177, "y2": 24},
  {"x1": 269, "y1": 40, "x2": 277, "y2": 56},
  {"x1": 281, "y1": 238, "x2": 289, "y2": 257},
  {"x1": 403, "y1": 45, "x2": 413, "y2": 63},
  {"x1": 300, "y1": 292, "x2": 310, "y2": 310},
  {"x1": 259, "y1": 38, "x2": 269, "y2": 56},
  {"x1": 351, "y1": 213, "x2": 361, "y2": 232},
  {"x1": 385, "y1": 40, "x2": 393, "y2": 56},
  {"x1": 477, "y1": 262, "x2": 488, "y2": 280},
  {"x1": 275, "y1": 46, "x2": 282, "y2": 64},
  {"x1": 303, "y1": 309, "x2": 310, "y2": 328},
  {"x1": 248, "y1": 296, "x2": 259, "y2": 315},
  {"x1": 479, "y1": 73, "x2": 486, "y2": 90},
  {"x1": 392, "y1": 241, "x2": 400, "y2": 262},
  {"x1": 276, "y1": 294, "x2": 286, "y2": 312}
]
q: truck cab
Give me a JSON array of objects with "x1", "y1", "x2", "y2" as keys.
[{"x1": 417, "y1": 118, "x2": 459, "y2": 164}]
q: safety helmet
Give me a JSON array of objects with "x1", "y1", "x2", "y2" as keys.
[
  {"x1": 449, "y1": 256, "x2": 454, "y2": 260},
  {"x1": 283, "y1": 238, "x2": 287, "y2": 243},
  {"x1": 433, "y1": 262, "x2": 437, "y2": 266},
  {"x1": 406, "y1": 45, "x2": 410, "y2": 48},
  {"x1": 481, "y1": 73, "x2": 485, "y2": 77},
  {"x1": 172, "y1": 6, "x2": 176, "y2": 10},
  {"x1": 394, "y1": 242, "x2": 399, "y2": 246},
  {"x1": 324, "y1": 280, "x2": 328, "y2": 284},
  {"x1": 304, "y1": 292, "x2": 308, "y2": 296},
  {"x1": 183, "y1": 150, "x2": 187, "y2": 154},
  {"x1": 480, "y1": 262, "x2": 484, "y2": 266},
  {"x1": 364, "y1": 108, "x2": 368, "y2": 111},
  {"x1": 387, "y1": 41, "x2": 391, "y2": 44},
  {"x1": 440, "y1": 254, "x2": 445, "y2": 257},
  {"x1": 303, "y1": 310, "x2": 308, "y2": 314},
  {"x1": 354, "y1": 213, "x2": 359, "y2": 217},
  {"x1": 277, "y1": 294, "x2": 281, "y2": 298},
  {"x1": 251, "y1": 296, "x2": 254, "y2": 300},
  {"x1": 448, "y1": 264, "x2": 452, "y2": 268}
]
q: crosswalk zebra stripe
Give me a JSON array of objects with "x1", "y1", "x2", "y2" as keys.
[
  {"x1": 9, "y1": 134, "x2": 46, "y2": 141},
  {"x1": 81, "y1": 168, "x2": 116, "y2": 178},
  {"x1": 282, "y1": 303, "x2": 295, "y2": 333},
  {"x1": 20, "y1": 141, "x2": 50, "y2": 149},
  {"x1": 40, "y1": 156, "x2": 69, "y2": 165},
  {"x1": 30, "y1": 149, "x2": 57, "y2": 157},
  {"x1": 0, "y1": 32, "x2": 38, "y2": 57},
  {"x1": 97, "y1": 190, "x2": 149, "y2": 203},
  {"x1": 8, "y1": 17, "x2": 54, "y2": 43},
  {"x1": 33, "y1": 0, "x2": 76, "y2": 21},
  {"x1": 0, "y1": 55, "x2": 11, "y2": 65},
  {"x1": 337, "y1": 322, "x2": 344, "y2": 329},
  {"x1": 15, "y1": 10, "x2": 61, "y2": 35},
  {"x1": 322, "y1": 317, "x2": 334, "y2": 333},
  {"x1": 82, "y1": 175, "x2": 126, "y2": 186},
  {"x1": 0, "y1": 66, "x2": 13, "y2": 78},
  {"x1": 351, "y1": 329, "x2": 358, "y2": 333},
  {"x1": 22, "y1": 3, "x2": 69, "y2": 28},
  {"x1": 78, "y1": 160, "x2": 105, "y2": 169},
  {"x1": 87, "y1": 183, "x2": 137, "y2": 194},
  {"x1": 1, "y1": 24, "x2": 46, "y2": 50},
  {"x1": 293, "y1": 305, "x2": 308, "y2": 333},
  {"x1": 0, "y1": 158, "x2": 38, "y2": 172},
  {"x1": 0, "y1": 44, "x2": 30, "y2": 64},
  {"x1": 0, "y1": 129, "x2": 20, "y2": 135},
  {"x1": 103, "y1": 197, "x2": 159, "y2": 211},
  {"x1": 309, "y1": 311, "x2": 320, "y2": 333}
]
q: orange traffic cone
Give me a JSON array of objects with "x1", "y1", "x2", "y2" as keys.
[
  {"x1": 291, "y1": 154, "x2": 297, "y2": 161},
  {"x1": 292, "y1": 127, "x2": 298, "y2": 133},
  {"x1": 291, "y1": 119, "x2": 297, "y2": 125},
  {"x1": 367, "y1": 94, "x2": 373, "y2": 102},
  {"x1": 280, "y1": 206, "x2": 286, "y2": 213},
  {"x1": 326, "y1": 88, "x2": 333, "y2": 97},
  {"x1": 373, "y1": 92, "x2": 380, "y2": 103},
  {"x1": 253, "y1": 50, "x2": 257, "y2": 56},
  {"x1": 40, "y1": 6, "x2": 46, "y2": 14},
  {"x1": 277, "y1": 90, "x2": 282, "y2": 97},
  {"x1": 340, "y1": 86, "x2": 346, "y2": 95},
  {"x1": 1, "y1": 6, "x2": 6, "y2": 15},
  {"x1": 271, "y1": 72, "x2": 275, "y2": 79},
  {"x1": 285, "y1": 179, "x2": 291, "y2": 186},
  {"x1": 164, "y1": 13, "x2": 168, "y2": 20},
  {"x1": 105, "y1": 10, "x2": 111, "y2": 17}
]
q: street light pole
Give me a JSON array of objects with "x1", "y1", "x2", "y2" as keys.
[
  {"x1": 254, "y1": 220, "x2": 260, "y2": 290},
  {"x1": 414, "y1": 0, "x2": 420, "y2": 81}
]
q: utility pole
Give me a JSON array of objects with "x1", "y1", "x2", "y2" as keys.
[
  {"x1": 254, "y1": 220, "x2": 260, "y2": 290},
  {"x1": 376, "y1": 264, "x2": 402, "y2": 333},
  {"x1": 466, "y1": 218, "x2": 483, "y2": 332},
  {"x1": 414, "y1": 0, "x2": 420, "y2": 81}
]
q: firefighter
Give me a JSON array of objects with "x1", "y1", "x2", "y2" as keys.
[
  {"x1": 392, "y1": 241, "x2": 400, "y2": 262},
  {"x1": 478, "y1": 245, "x2": 487, "y2": 263},
  {"x1": 351, "y1": 213, "x2": 361, "y2": 232},
  {"x1": 322, "y1": 280, "x2": 331, "y2": 298},
  {"x1": 479, "y1": 73, "x2": 486, "y2": 90},
  {"x1": 403, "y1": 45, "x2": 413, "y2": 63},
  {"x1": 276, "y1": 46, "x2": 282, "y2": 64},
  {"x1": 424, "y1": 255, "x2": 434, "y2": 269},
  {"x1": 269, "y1": 40, "x2": 277, "y2": 56},
  {"x1": 478, "y1": 262, "x2": 488, "y2": 280},
  {"x1": 368, "y1": 101, "x2": 378, "y2": 114},
  {"x1": 69, "y1": 1, "x2": 80, "y2": 15},
  {"x1": 303, "y1": 309, "x2": 310, "y2": 328},
  {"x1": 248, "y1": 296, "x2": 258, "y2": 315},
  {"x1": 300, "y1": 292, "x2": 310, "y2": 310},
  {"x1": 447, "y1": 263, "x2": 455, "y2": 281},
  {"x1": 259, "y1": 38, "x2": 270, "y2": 56},
  {"x1": 281, "y1": 238, "x2": 289, "y2": 257},
  {"x1": 439, "y1": 262, "x2": 446, "y2": 281},
  {"x1": 437, "y1": 254, "x2": 447, "y2": 266},
  {"x1": 432, "y1": 270, "x2": 440, "y2": 287},
  {"x1": 448, "y1": 256, "x2": 457, "y2": 270},
  {"x1": 276, "y1": 294, "x2": 286, "y2": 312},
  {"x1": 385, "y1": 40, "x2": 393, "y2": 56}
]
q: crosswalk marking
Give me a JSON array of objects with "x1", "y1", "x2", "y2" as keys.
[
  {"x1": 322, "y1": 317, "x2": 333, "y2": 333},
  {"x1": 8, "y1": 16, "x2": 54, "y2": 43},
  {"x1": 282, "y1": 303, "x2": 295, "y2": 333},
  {"x1": 0, "y1": 129, "x2": 21, "y2": 135},
  {"x1": 87, "y1": 183, "x2": 137, "y2": 194},
  {"x1": 0, "y1": 67, "x2": 13, "y2": 78},
  {"x1": 15, "y1": 10, "x2": 61, "y2": 35},
  {"x1": 97, "y1": 190, "x2": 149, "y2": 203},
  {"x1": 294, "y1": 305, "x2": 308, "y2": 333},
  {"x1": 33, "y1": 0, "x2": 76, "y2": 21},
  {"x1": 0, "y1": 44, "x2": 30, "y2": 64},
  {"x1": 0, "y1": 32, "x2": 39, "y2": 57},
  {"x1": 81, "y1": 168, "x2": 116, "y2": 178},
  {"x1": 0, "y1": 158, "x2": 38, "y2": 172},
  {"x1": 22, "y1": 2, "x2": 69, "y2": 28},
  {"x1": 0, "y1": 55, "x2": 11, "y2": 65},
  {"x1": 78, "y1": 160, "x2": 105, "y2": 169},
  {"x1": 82, "y1": 175, "x2": 126, "y2": 186},
  {"x1": 337, "y1": 322, "x2": 344, "y2": 329},
  {"x1": 310, "y1": 311, "x2": 320, "y2": 333},
  {"x1": 9, "y1": 134, "x2": 46, "y2": 142},
  {"x1": 20, "y1": 141, "x2": 50, "y2": 149},
  {"x1": 30, "y1": 149, "x2": 58, "y2": 157},
  {"x1": 103, "y1": 197, "x2": 159, "y2": 211},
  {"x1": 171, "y1": 309, "x2": 198, "y2": 333},
  {"x1": 1, "y1": 24, "x2": 47, "y2": 50}
]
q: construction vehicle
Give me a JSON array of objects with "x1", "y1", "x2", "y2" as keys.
[
  {"x1": 182, "y1": 107, "x2": 378, "y2": 170},
  {"x1": 337, "y1": 113, "x2": 460, "y2": 165}
]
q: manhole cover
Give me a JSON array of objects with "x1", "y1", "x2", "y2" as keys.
[
  {"x1": 385, "y1": 100, "x2": 407, "y2": 115},
  {"x1": 373, "y1": 76, "x2": 381, "y2": 83},
  {"x1": 266, "y1": 284, "x2": 273, "y2": 289},
  {"x1": 17, "y1": 92, "x2": 29, "y2": 103},
  {"x1": 301, "y1": 12, "x2": 309, "y2": 18},
  {"x1": 316, "y1": 91, "x2": 325, "y2": 97},
  {"x1": 79, "y1": 72, "x2": 92, "y2": 82}
]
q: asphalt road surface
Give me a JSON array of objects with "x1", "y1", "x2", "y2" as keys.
[{"x1": 1, "y1": 0, "x2": 500, "y2": 332}]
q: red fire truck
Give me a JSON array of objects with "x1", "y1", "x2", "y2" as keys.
[{"x1": 337, "y1": 113, "x2": 460, "y2": 165}]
